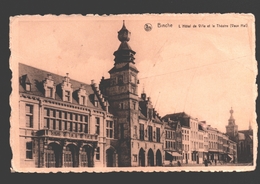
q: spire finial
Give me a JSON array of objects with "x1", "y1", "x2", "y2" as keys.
[
  {"x1": 249, "y1": 121, "x2": 252, "y2": 130},
  {"x1": 230, "y1": 107, "x2": 234, "y2": 116},
  {"x1": 142, "y1": 83, "x2": 145, "y2": 93},
  {"x1": 118, "y1": 20, "x2": 130, "y2": 42}
]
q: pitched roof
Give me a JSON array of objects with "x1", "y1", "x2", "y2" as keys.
[
  {"x1": 19, "y1": 63, "x2": 106, "y2": 111},
  {"x1": 238, "y1": 133, "x2": 245, "y2": 140},
  {"x1": 139, "y1": 111, "x2": 147, "y2": 120},
  {"x1": 109, "y1": 62, "x2": 138, "y2": 73},
  {"x1": 238, "y1": 129, "x2": 253, "y2": 136},
  {"x1": 162, "y1": 112, "x2": 191, "y2": 127},
  {"x1": 162, "y1": 112, "x2": 191, "y2": 120}
]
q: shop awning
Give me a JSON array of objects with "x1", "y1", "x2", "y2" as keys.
[{"x1": 166, "y1": 151, "x2": 182, "y2": 157}]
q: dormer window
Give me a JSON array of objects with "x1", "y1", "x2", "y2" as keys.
[
  {"x1": 80, "y1": 96, "x2": 85, "y2": 105},
  {"x1": 25, "y1": 83, "x2": 31, "y2": 91},
  {"x1": 46, "y1": 87, "x2": 53, "y2": 98},
  {"x1": 43, "y1": 74, "x2": 56, "y2": 99},
  {"x1": 64, "y1": 90, "x2": 70, "y2": 102},
  {"x1": 94, "y1": 100, "x2": 98, "y2": 107},
  {"x1": 78, "y1": 84, "x2": 87, "y2": 106},
  {"x1": 61, "y1": 73, "x2": 73, "y2": 103},
  {"x1": 21, "y1": 74, "x2": 32, "y2": 92}
]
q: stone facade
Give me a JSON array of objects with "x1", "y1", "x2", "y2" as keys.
[
  {"x1": 99, "y1": 21, "x2": 164, "y2": 167},
  {"x1": 19, "y1": 64, "x2": 116, "y2": 168}
]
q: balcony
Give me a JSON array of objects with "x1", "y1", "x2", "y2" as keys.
[{"x1": 36, "y1": 129, "x2": 98, "y2": 141}]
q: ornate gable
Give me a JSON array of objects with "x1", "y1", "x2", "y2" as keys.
[
  {"x1": 61, "y1": 73, "x2": 73, "y2": 103},
  {"x1": 77, "y1": 84, "x2": 87, "y2": 106},
  {"x1": 43, "y1": 74, "x2": 56, "y2": 98}
]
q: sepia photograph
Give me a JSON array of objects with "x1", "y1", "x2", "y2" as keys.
[{"x1": 9, "y1": 14, "x2": 257, "y2": 173}]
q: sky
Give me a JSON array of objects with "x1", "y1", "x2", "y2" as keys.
[{"x1": 11, "y1": 14, "x2": 257, "y2": 132}]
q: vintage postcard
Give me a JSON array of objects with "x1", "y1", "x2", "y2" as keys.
[{"x1": 10, "y1": 14, "x2": 257, "y2": 173}]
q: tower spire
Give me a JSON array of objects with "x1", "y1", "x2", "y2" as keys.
[
  {"x1": 228, "y1": 107, "x2": 235, "y2": 125},
  {"x1": 229, "y1": 107, "x2": 234, "y2": 120},
  {"x1": 113, "y1": 20, "x2": 136, "y2": 64},
  {"x1": 249, "y1": 121, "x2": 252, "y2": 130}
]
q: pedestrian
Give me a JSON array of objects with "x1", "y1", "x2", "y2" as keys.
[
  {"x1": 177, "y1": 161, "x2": 181, "y2": 167},
  {"x1": 215, "y1": 159, "x2": 217, "y2": 165},
  {"x1": 204, "y1": 159, "x2": 208, "y2": 167}
]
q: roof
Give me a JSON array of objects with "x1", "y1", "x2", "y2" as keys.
[
  {"x1": 118, "y1": 41, "x2": 132, "y2": 50},
  {"x1": 163, "y1": 112, "x2": 190, "y2": 120},
  {"x1": 109, "y1": 62, "x2": 138, "y2": 74},
  {"x1": 238, "y1": 133, "x2": 245, "y2": 140},
  {"x1": 239, "y1": 129, "x2": 253, "y2": 136},
  {"x1": 162, "y1": 112, "x2": 191, "y2": 127},
  {"x1": 139, "y1": 111, "x2": 147, "y2": 120},
  {"x1": 19, "y1": 63, "x2": 106, "y2": 111}
]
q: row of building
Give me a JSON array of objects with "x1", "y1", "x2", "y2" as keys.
[{"x1": 18, "y1": 21, "x2": 253, "y2": 168}]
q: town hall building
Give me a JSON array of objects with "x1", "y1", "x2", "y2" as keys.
[{"x1": 19, "y1": 21, "x2": 164, "y2": 168}]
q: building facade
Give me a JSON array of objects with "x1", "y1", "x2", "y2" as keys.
[
  {"x1": 162, "y1": 112, "x2": 201, "y2": 164},
  {"x1": 99, "y1": 21, "x2": 164, "y2": 167},
  {"x1": 18, "y1": 21, "x2": 247, "y2": 168},
  {"x1": 163, "y1": 119, "x2": 182, "y2": 166},
  {"x1": 19, "y1": 64, "x2": 116, "y2": 168}
]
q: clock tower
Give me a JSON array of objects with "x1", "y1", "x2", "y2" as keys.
[
  {"x1": 225, "y1": 107, "x2": 238, "y2": 141},
  {"x1": 100, "y1": 21, "x2": 139, "y2": 167}
]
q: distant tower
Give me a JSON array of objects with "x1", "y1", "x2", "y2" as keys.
[{"x1": 226, "y1": 107, "x2": 238, "y2": 141}]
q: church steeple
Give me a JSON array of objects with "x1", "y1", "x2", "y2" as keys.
[
  {"x1": 228, "y1": 107, "x2": 235, "y2": 125},
  {"x1": 226, "y1": 107, "x2": 238, "y2": 141},
  {"x1": 113, "y1": 20, "x2": 136, "y2": 64}
]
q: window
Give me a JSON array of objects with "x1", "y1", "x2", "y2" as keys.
[
  {"x1": 148, "y1": 109, "x2": 153, "y2": 119},
  {"x1": 95, "y1": 117, "x2": 100, "y2": 135},
  {"x1": 84, "y1": 115, "x2": 89, "y2": 133},
  {"x1": 64, "y1": 90, "x2": 70, "y2": 102},
  {"x1": 139, "y1": 124, "x2": 144, "y2": 140},
  {"x1": 131, "y1": 87, "x2": 135, "y2": 94},
  {"x1": 133, "y1": 101, "x2": 136, "y2": 110},
  {"x1": 79, "y1": 95, "x2": 85, "y2": 105},
  {"x1": 148, "y1": 125, "x2": 153, "y2": 141},
  {"x1": 106, "y1": 121, "x2": 114, "y2": 138},
  {"x1": 131, "y1": 75, "x2": 136, "y2": 83},
  {"x1": 96, "y1": 147, "x2": 100, "y2": 160},
  {"x1": 134, "y1": 125, "x2": 137, "y2": 136},
  {"x1": 156, "y1": 127, "x2": 160, "y2": 142},
  {"x1": 25, "y1": 104, "x2": 33, "y2": 128},
  {"x1": 25, "y1": 83, "x2": 31, "y2": 91},
  {"x1": 94, "y1": 100, "x2": 98, "y2": 107},
  {"x1": 26, "y1": 141, "x2": 33, "y2": 159},
  {"x1": 120, "y1": 124, "x2": 124, "y2": 139},
  {"x1": 50, "y1": 119, "x2": 55, "y2": 129},
  {"x1": 133, "y1": 154, "x2": 137, "y2": 162},
  {"x1": 119, "y1": 102, "x2": 124, "y2": 109},
  {"x1": 118, "y1": 75, "x2": 123, "y2": 85},
  {"x1": 46, "y1": 87, "x2": 53, "y2": 98}
]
